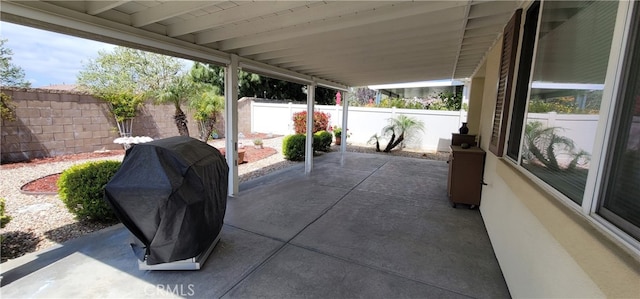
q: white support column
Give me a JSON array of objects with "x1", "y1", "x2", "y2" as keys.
[
  {"x1": 461, "y1": 80, "x2": 470, "y2": 123},
  {"x1": 305, "y1": 82, "x2": 316, "y2": 174},
  {"x1": 340, "y1": 90, "x2": 349, "y2": 153},
  {"x1": 225, "y1": 54, "x2": 239, "y2": 196}
]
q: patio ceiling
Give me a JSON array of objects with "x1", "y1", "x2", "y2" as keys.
[{"x1": 1, "y1": 1, "x2": 523, "y2": 88}]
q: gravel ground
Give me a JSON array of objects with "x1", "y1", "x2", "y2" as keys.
[{"x1": 0, "y1": 137, "x2": 446, "y2": 263}]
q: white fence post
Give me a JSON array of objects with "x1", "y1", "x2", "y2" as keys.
[{"x1": 548, "y1": 112, "x2": 557, "y2": 127}]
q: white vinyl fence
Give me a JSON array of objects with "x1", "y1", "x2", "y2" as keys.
[
  {"x1": 251, "y1": 102, "x2": 603, "y2": 154},
  {"x1": 527, "y1": 112, "x2": 599, "y2": 155},
  {"x1": 251, "y1": 102, "x2": 464, "y2": 152}
]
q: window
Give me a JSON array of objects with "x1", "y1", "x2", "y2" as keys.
[
  {"x1": 506, "y1": 1, "x2": 539, "y2": 161},
  {"x1": 598, "y1": 7, "x2": 640, "y2": 240},
  {"x1": 520, "y1": 1, "x2": 618, "y2": 204},
  {"x1": 507, "y1": 1, "x2": 640, "y2": 244}
]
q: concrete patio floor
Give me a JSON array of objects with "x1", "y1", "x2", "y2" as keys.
[{"x1": 1, "y1": 152, "x2": 510, "y2": 298}]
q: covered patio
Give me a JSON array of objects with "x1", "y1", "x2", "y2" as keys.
[{"x1": 1, "y1": 152, "x2": 508, "y2": 298}]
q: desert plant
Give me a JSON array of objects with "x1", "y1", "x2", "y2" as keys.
[
  {"x1": 381, "y1": 115, "x2": 424, "y2": 152},
  {"x1": 314, "y1": 130, "x2": 333, "y2": 152},
  {"x1": 282, "y1": 134, "x2": 306, "y2": 161},
  {"x1": 253, "y1": 138, "x2": 264, "y2": 149},
  {"x1": 292, "y1": 111, "x2": 330, "y2": 134},
  {"x1": 368, "y1": 134, "x2": 381, "y2": 152},
  {"x1": 57, "y1": 161, "x2": 122, "y2": 222},
  {"x1": 0, "y1": 197, "x2": 11, "y2": 228},
  {"x1": 523, "y1": 121, "x2": 590, "y2": 171}
]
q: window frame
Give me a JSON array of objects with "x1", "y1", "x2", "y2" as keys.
[{"x1": 503, "y1": 0, "x2": 640, "y2": 253}]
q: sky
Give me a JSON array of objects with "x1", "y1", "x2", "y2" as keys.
[
  {"x1": 1, "y1": 21, "x2": 191, "y2": 88},
  {"x1": 1, "y1": 22, "x2": 116, "y2": 88}
]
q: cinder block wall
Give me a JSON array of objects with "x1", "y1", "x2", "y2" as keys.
[{"x1": 0, "y1": 88, "x2": 207, "y2": 163}]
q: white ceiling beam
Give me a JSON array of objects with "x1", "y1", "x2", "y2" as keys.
[
  {"x1": 218, "y1": 1, "x2": 467, "y2": 51},
  {"x1": 167, "y1": 2, "x2": 311, "y2": 37},
  {"x1": 86, "y1": 1, "x2": 129, "y2": 15},
  {"x1": 282, "y1": 54, "x2": 459, "y2": 75},
  {"x1": 237, "y1": 57, "x2": 348, "y2": 91},
  {"x1": 311, "y1": 66, "x2": 458, "y2": 84},
  {"x1": 195, "y1": 1, "x2": 379, "y2": 44},
  {"x1": 249, "y1": 24, "x2": 461, "y2": 62},
  {"x1": 236, "y1": 8, "x2": 466, "y2": 57},
  {"x1": 451, "y1": 1, "x2": 473, "y2": 87},
  {"x1": 131, "y1": 1, "x2": 219, "y2": 27},
  {"x1": 267, "y1": 40, "x2": 461, "y2": 67}
]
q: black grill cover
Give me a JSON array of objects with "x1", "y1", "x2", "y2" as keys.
[{"x1": 104, "y1": 136, "x2": 228, "y2": 265}]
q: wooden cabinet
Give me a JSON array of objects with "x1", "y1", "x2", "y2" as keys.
[{"x1": 447, "y1": 145, "x2": 486, "y2": 208}]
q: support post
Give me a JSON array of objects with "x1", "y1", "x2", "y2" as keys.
[
  {"x1": 225, "y1": 55, "x2": 239, "y2": 196},
  {"x1": 305, "y1": 82, "x2": 316, "y2": 174},
  {"x1": 340, "y1": 89, "x2": 349, "y2": 153},
  {"x1": 461, "y1": 80, "x2": 470, "y2": 124}
]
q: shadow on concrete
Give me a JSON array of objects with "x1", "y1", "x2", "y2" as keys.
[{"x1": 1, "y1": 152, "x2": 510, "y2": 298}]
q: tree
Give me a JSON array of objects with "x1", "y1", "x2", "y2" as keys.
[
  {"x1": 188, "y1": 62, "x2": 335, "y2": 104},
  {"x1": 77, "y1": 46, "x2": 181, "y2": 95},
  {"x1": 379, "y1": 115, "x2": 425, "y2": 152},
  {"x1": 0, "y1": 39, "x2": 31, "y2": 88},
  {"x1": 189, "y1": 85, "x2": 225, "y2": 141},
  {"x1": 346, "y1": 87, "x2": 377, "y2": 106},
  {"x1": 77, "y1": 46, "x2": 183, "y2": 136},
  {"x1": 428, "y1": 87, "x2": 463, "y2": 111},
  {"x1": 155, "y1": 74, "x2": 200, "y2": 136},
  {"x1": 190, "y1": 62, "x2": 225, "y2": 91}
]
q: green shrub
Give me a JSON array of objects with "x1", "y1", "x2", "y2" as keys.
[
  {"x1": 0, "y1": 198, "x2": 11, "y2": 228},
  {"x1": 314, "y1": 130, "x2": 332, "y2": 152},
  {"x1": 282, "y1": 134, "x2": 306, "y2": 161},
  {"x1": 57, "y1": 160, "x2": 122, "y2": 222}
]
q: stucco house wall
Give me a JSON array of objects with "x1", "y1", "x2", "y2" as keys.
[{"x1": 474, "y1": 32, "x2": 640, "y2": 298}]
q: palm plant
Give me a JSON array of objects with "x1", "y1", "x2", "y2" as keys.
[
  {"x1": 368, "y1": 134, "x2": 381, "y2": 152},
  {"x1": 381, "y1": 115, "x2": 425, "y2": 152},
  {"x1": 155, "y1": 75, "x2": 198, "y2": 136},
  {"x1": 523, "y1": 121, "x2": 589, "y2": 171},
  {"x1": 189, "y1": 85, "x2": 225, "y2": 142}
]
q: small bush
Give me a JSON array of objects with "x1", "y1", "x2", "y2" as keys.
[
  {"x1": 282, "y1": 134, "x2": 306, "y2": 161},
  {"x1": 0, "y1": 198, "x2": 11, "y2": 228},
  {"x1": 57, "y1": 160, "x2": 122, "y2": 222},
  {"x1": 292, "y1": 111, "x2": 331, "y2": 134},
  {"x1": 314, "y1": 130, "x2": 332, "y2": 152}
]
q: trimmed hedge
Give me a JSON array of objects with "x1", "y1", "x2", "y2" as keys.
[
  {"x1": 0, "y1": 198, "x2": 10, "y2": 228},
  {"x1": 314, "y1": 130, "x2": 332, "y2": 152},
  {"x1": 282, "y1": 134, "x2": 306, "y2": 161},
  {"x1": 57, "y1": 160, "x2": 122, "y2": 222}
]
